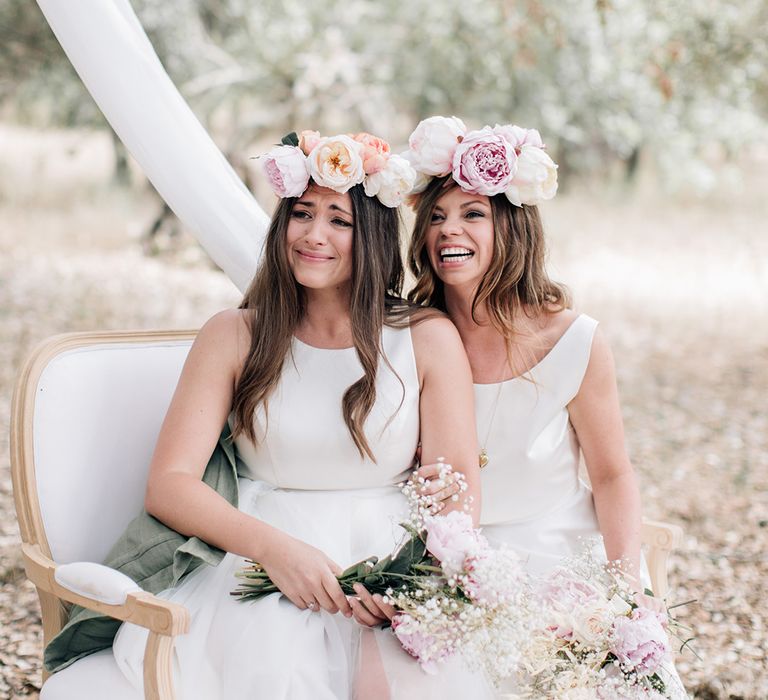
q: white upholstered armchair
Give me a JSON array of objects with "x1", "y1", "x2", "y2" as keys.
[
  {"x1": 10, "y1": 330, "x2": 683, "y2": 700},
  {"x1": 11, "y1": 331, "x2": 197, "y2": 700}
]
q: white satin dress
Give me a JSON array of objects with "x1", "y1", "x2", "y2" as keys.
[
  {"x1": 476, "y1": 314, "x2": 603, "y2": 572},
  {"x1": 112, "y1": 325, "x2": 493, "y2": 700}
]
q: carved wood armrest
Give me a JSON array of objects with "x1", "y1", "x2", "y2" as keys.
[
  {"x1": 640, "y1": 519, "x2": 684, "y2": 600},
  {"x1": 22, "y1": 542, "x2": 188, "y2": 700}
]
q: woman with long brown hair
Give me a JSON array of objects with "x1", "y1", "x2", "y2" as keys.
[
  {"x1": 108, "y1": 131, "x2": 492, "y2": 698},
  {"x1": 403, "y1": 116, "x2": 649, "y2": 592}
]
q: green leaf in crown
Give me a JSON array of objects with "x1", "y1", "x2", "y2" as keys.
[{"x1": 281, "y1": 131, "x2": 299, "y2": 147}]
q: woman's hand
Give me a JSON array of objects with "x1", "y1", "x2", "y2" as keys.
[
  {"x1": 349, "y1": 583, "x2": 396, "y2": 627},
  {"x1": 411, "y1": 462, "x2": 463, "y2": 514},
  {"x1": 258, "y1": 532, "x2": 352, "y2": 617}
]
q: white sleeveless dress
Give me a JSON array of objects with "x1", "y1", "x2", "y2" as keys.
[
  {"x1": 476, "y1": 314, "x2": 688, "y2": 698},
  {"x1": 475, "y1": 314, "x2": 603, "y2": 573},
  {"x1": 112, "y1": 325, "x2": 493, "y2": 699}
]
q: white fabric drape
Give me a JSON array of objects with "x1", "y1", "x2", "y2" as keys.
[{"x1": 36, "y1": 0, "x2": 267, "y2": 293}]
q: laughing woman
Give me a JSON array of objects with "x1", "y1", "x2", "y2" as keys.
[{"x1": 397, "y1": 117, "x2": 687, "y2": 696}]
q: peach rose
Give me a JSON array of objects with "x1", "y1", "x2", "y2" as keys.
[
  {"x1": 298, "y1": 129, "x2": 322, "y2": 156},
  {"x1": 353, "y1": 132, "x2": 391, "y2": 175}
]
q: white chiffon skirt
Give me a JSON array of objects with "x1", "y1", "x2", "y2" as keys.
[
  {"x1": 481, "y1": 483, "x2": 604, "y2": 576},
  {"x1": 112, "y1": 479, "x2": 494, "y2": 700}
]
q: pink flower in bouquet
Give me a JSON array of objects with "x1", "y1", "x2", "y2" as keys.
[
  {"x1": 610, "y1": 607, "x2": 670, "y2": 676},
  {"x1": 353, "y1": 132, "x2": 391, "y2": 174},
  {"x1": 307, "y1": 135, "x2": 365, "y2": 193},
  {"x1": 463, "y1": 550, "x2": 497, "y2": 604},
  {"x1": 407, "y1": 115, "x2": 467, "y2": 176},
  {"x1": 452, "y1": 126, "x2": 518, "y2": 196},
  {"x1": 262, "y1": 145, "x2": 310, "y2": 198},
  {"x1": 541, "y1": 568, "x2": 602, "y2": 610},
  {"x1": 391, "y1": 614, "x2": 444, "y2": 674},
  {"x1": 298, "y1": 129, "x2": 322, "y2": 155},
  {"x1": 424, "y1": 511, "x2": 480, "y2": 579}
]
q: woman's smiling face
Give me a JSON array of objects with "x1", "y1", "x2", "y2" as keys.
[
  {"x1": 425, "y1": 186, "x2": 495, "y2": 292},
  {"x1": 286, "y1": 184, "x2": 354, "y2": 292}
]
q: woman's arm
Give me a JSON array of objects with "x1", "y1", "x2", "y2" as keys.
[
  {"x1": 567, "y1": 327, "x2": 643, "y2": 587},
  {"x1": 144, "y1": 309, "x2": 351, "y2": 615},
  {"x1": 410, "y1": 316, "x2": 482, "y2": 525},
  {"x1": 349, "y1": 317, "x2": 481, "y2": 626}
]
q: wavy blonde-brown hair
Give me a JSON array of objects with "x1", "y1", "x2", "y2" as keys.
[
  {"x1": 408, "y1": 176, "x2": 570, "y2": 352},
  {"x1": 232, "y1": 184, "x2": 411, "y2": 461}
]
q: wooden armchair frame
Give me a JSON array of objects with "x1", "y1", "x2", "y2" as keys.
[{"x1": 11, "y1": 330, "x2": 196, "y2": 700}]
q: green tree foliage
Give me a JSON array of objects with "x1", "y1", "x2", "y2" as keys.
[{"x1": 1, "y1": 0, "x2": 765, "y2": 189}]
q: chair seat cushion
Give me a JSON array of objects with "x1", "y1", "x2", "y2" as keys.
[{"x1": 41, "y1": 648, "x2": 140, "y2": 700}]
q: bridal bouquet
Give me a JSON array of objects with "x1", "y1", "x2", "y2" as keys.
[
  {"x1": 516, "y1": 549, "x2": 686, "y2": 699},
  {"x1": 232, "y1": 464, "x2": 533, "y2": 679}
]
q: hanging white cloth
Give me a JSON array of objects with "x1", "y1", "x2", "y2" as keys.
[{"x1": 36, "y1": 0, "x2": 268, "y2": 293}]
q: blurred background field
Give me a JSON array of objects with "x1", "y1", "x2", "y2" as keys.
[{"x1": 1, "y1": 0, "x2": 767, "y2": 697}]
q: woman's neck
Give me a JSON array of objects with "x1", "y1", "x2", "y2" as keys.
[
  {"x1": 444, "y1": 286, "x2": 502, "y2": 347},
  {"x1": 298, "y1": 286, "x2": 354, "y2": 348}
]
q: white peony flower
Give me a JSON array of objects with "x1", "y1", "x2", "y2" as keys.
[
  {"x1": 504, "y1": 145, "x2": 558, "y2": 206},
  {"x1": 407, "y1": 115, "x2": 467, "y2": 176},
  {"x1": 307, "y1": 135, "x2": 365, "y2": 193},
  {"x1": 493, "y1": 124, "x2": 544, "y2": 150},
  {"x1": 363, "y1": 154, "x2": 417, "y2": 207},
  {"x1": 400, "y1": 149, "x2": 432, "y2": 194}
]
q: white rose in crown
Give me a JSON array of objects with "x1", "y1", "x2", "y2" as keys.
[
  {"x1": 308, "y1": 135, "x2": 365, "y2": 193},
  {"x1": 363, "y1": 154, "x2": 417, "y2": 208},
  {"x1": 400, "y1": 150, "x2": 432, "y2": 195},
  {"x1": 406, "y1": 115, "x2": 467, "y2": 176},
  {"x1": 504, "y1": 145, "x2": 558, "y2": 207}
]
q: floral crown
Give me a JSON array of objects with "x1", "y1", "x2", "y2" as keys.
[
  {"x1": 402, "y1": 116, "x2": 558, "y2": 207},
  {"x1": 260, "y1": 130, "x2": 417, "y2": 208}
]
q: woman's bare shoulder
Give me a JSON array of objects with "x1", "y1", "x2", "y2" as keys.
[
  {"x1": 194, "y1": 309, "x2": 251, "y2": 368},
  {"x1": 409, "y1": 313, "x2": 469, "y2": 380}
]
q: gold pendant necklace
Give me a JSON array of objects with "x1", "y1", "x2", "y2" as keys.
[{"x1": 478, "y1": 377, "x2": 505, "y2": 469}]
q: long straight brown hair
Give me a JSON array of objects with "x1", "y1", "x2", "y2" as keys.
[
  {"x1": 408, "y1": 176, "x2": 570, "y2": 349},
  {"x1": 232, "y1": 183, "x2": 409, "y2": 461}
]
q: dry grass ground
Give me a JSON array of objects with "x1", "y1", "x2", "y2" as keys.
[{"x1": 1, "y1": 123, "x2": 766, "y2": 698}]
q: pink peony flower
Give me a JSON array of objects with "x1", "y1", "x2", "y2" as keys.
[
  {"x1": 298, "y1": 130, "x2": 322, "y2": 156},
  {"x1": 451, "y1": 126, "x2": 518, "y2": 196},
  {"x1": 609, "y1": 607, "x2": 671, "y2": 676},
  {"x1": 424, "y1": 511, "x2": 480, "y2": 579},
  {"x1": 391, "y1": 614, "x2": 443, "y2": 674},
  {"x1": 261, "y1": 144, "x2": 310, "y2": 198},
  {"x1": 540, "y1": 568, "x2": 602, "y2": 610},
  {"x1": 307, "y1": 135, "x2": 365, "y2": 193},
  {"x1": 504, "y1": 145, "x2": 558, "y2": 207},
  {"x1": 362, "y1": 153, "x2": 416, "y2": 207},
  {"x1": 407, "y1": 115, "x2": 467, "y2": 176},
  {"x1": 352, "y1": 132, "x2": 391, "y2": 175}
]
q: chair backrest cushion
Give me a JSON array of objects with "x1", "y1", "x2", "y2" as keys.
[{"x1": 33, "y1": 339, "x2": 193, "y2": 564}]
